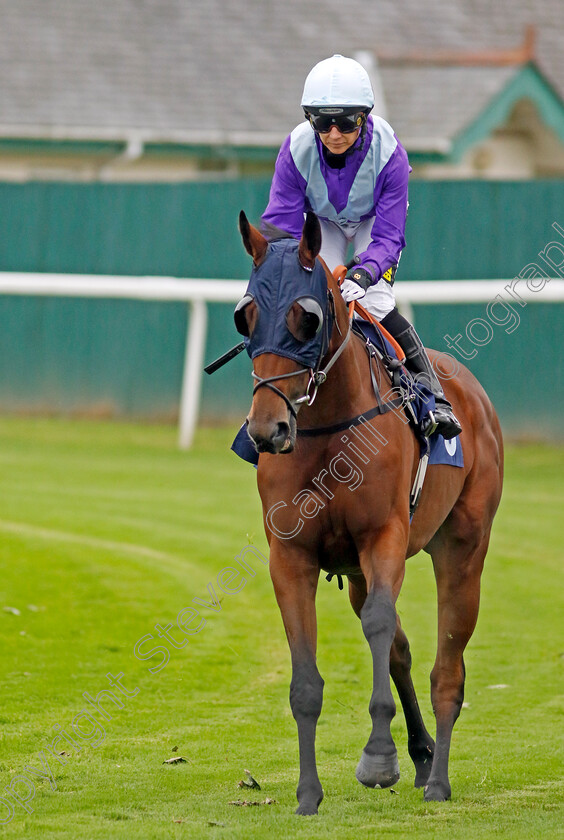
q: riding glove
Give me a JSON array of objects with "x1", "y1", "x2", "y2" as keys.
[{"x1": 340, "y1": 266, "x2": 374, "y2": 303}]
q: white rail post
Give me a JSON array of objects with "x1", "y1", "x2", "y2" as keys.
[{"x1": 178, "y1": 299, "x2": 208, "y2": 450}]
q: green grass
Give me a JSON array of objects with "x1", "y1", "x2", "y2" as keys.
[{"x1": 0, "y1": 417, "x2": 562, "y2": 839}]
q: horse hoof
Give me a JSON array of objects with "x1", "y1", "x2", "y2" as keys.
[
  {"x1": 411, "y1": 743, "x2": 434, "y2": 788},
  {"x1": 295, "y1": 785, "x2": 323, "y2": 815},
  {"x1": 414, "y1": 763, "x2": 432, "y2": 788},
  {"x1": 295, "y1": 803, "x2": 319, "y2": 816},
  {"x1": 356, "y1": 750, "x2": 400, "y2": 789},
  {"x1": 424, "y1": 779, "x2": 451, "y2": 801}
]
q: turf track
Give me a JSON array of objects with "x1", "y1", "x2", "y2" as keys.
[{"x1": 0, "y1": 418, "x2": 561, "y2": 839}]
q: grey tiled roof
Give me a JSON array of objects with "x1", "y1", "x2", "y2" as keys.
[
  {"x1": 0, "y1": 0, "x2": 563, "y2": 148},
  {"x1": 382, "y1": 66, "x2": 518, "y2": 146}
]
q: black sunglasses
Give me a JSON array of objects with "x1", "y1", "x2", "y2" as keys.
[{"x1": 306, "y1": 111, "x2": 366, "y2": 134}]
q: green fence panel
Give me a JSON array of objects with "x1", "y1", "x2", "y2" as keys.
[
  {"x1": 0, "y1": 296, "x2": 188, "y2": 417},
  {"x1": 402, "y1": 180, "x2": 564, "y2": 280},
  {"x1": 0, "y1": 179, "x2": 562, "y2": 437},
  {"x1": 0, "y1": 180, "x2": 272, "y2": 276},
  {"x1": 411, "y1": 302, "x2": 564, "y2": 439}
]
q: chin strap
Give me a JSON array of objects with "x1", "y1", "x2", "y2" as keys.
[{"x1": 356, "y1": 118, "x2": 368, "y2": 154}]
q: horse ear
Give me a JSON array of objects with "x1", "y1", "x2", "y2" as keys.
[
  {"x1": 298, "y1": 211, "x2": 322, "y2": 270},
  {"x1": 239, "y1": 211, "x2": 268, "y2": 265}
]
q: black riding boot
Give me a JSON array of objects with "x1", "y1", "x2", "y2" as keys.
[{"x1": 380, "y1": 309, "x2": 462, "y2": 440}]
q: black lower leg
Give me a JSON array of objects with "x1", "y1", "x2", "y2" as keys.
[
  {"x1": 381, "y1": 309, "x2": 442, "y2": 394},
  {"x1": 390, "y1": 629, "x2": 434, "y2": 787},
  {"x1": 356, "y1": 589, "x2": 400, "y2": 788},
  {"x1": 290, "y1": 661, "x2": 324, "y2": 815},
  {"x1": 380, "y1": 307, "x2": 412, "y2": 337},
  {"x1": 381, "y1": 308, "x2": 462, "y2": 439}
]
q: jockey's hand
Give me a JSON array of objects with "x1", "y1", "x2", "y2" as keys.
[{"x1": 340, "y1": 266, "x2": 374, "y2": 303}]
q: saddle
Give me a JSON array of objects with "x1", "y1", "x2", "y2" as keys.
[
  {"x1": 330, "y1": 266, "x2": 463, "y2": 524},
  {"x1": 331, "y1": 265, "x2": 435, "y2": 442}
]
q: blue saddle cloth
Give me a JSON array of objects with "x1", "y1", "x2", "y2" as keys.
[
  {"x1": 231, "y1": 318, "x2": 463, "y2": 469},
  {"x1": 231, "y1": 425, "x2": 260, "y2": 465},
  {"x1": 429, "y1": 430, "x2": 464, "y2": 467},
  {"x1": 354, "y1": 320, "x2": 463, "y2": 467},
  {"x1": 231, "y1": 421, "x2": 463, "y2": 468}
]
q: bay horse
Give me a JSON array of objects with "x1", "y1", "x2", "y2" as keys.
[{"x1": 235, "y1": 211, "x2": 503, "y2": 815}]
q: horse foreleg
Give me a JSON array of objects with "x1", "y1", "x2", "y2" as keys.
[
  {"x1": 425, "y1": 531, "x2": 489, "y2": 801},
  {"x1": 355, "y1": 584, "x2": 401, "y2": 789},
  {"x1": 270, "y1": 545, "x2": 324, "y2": 815},
  {"x1": 390, "y1": 616, "x2": 435, "y2": 787},
  {"x1": 349, "y1": 576, "x2": 434, "y2": 787}
]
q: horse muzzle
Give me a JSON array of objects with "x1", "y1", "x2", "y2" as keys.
[{"x1": 246, "y1": 413, "x2": 297, "y2": 455}]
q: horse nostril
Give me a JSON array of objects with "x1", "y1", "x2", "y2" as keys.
[
  {"x1": 274, "y1": 422, "x2": 290, "y2": 446},
  {"x1": 246, "y1": 418, "x2": 292, "y2": 454}
]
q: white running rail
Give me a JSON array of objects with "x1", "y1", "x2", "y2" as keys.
[{"x1": 0, "y1": 272, "x2": 562, "y2": 448}]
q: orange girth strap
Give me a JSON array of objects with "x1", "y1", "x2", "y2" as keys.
[{"x1": 332, "y1": 265, "x2": 406, "y2": 363}]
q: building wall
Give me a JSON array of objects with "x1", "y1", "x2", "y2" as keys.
[
  {"x1": 0, "y1": 151, "x2": 206, "y2": 182},
  {"x1": 0, "y1": 143, "x2": 278, "y2": 182},
  {"x1": 413, "y1": 99, "x2": 564, "y2": 179}
]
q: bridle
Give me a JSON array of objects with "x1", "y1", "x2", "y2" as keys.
[
  {"x1": 249, "y1": 260, "x2": 409, "y2": 429},
  {"x1": 251, "y1": 290, "x2": 351, "y2": 419}
]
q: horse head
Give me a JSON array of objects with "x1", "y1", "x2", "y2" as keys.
[{"x1": 236, "y1": 211, "x2": 333, "y2": 454}]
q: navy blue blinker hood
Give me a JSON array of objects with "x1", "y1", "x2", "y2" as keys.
[{"x1": 235, "y1": 238, "x2": 331, "y2": 368}]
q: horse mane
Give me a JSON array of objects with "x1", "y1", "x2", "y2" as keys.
[{"x1": 260, "y1": 222, "x2": 296, "y2": 243}]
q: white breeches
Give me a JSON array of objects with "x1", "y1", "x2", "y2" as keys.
[{"x1": 318, "y1": 217, "x2": 397, "y2": 321}]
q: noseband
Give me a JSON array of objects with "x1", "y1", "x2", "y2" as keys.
[
  {"x1": 251, "y1": 314, "x2": 351, "y2": 418},
  {"x1": 251, "y1": 367, "x2": 311, "y2": 420}
]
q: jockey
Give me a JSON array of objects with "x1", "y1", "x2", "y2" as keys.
[{"x1": 261, "y1": 54, "x2": 461, "y2": 439}]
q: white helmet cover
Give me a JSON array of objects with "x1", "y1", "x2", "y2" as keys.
[{"x1": 301, "y1": 54, "x2": 375, "y2": 110}]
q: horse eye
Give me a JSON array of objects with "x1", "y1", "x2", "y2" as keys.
[
  {"x1": 286, "y1": 296, "x2": 323, "y2": 342},
  {"x1": 234, "y1": 294, "x2": 255, "y2": 337}
]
